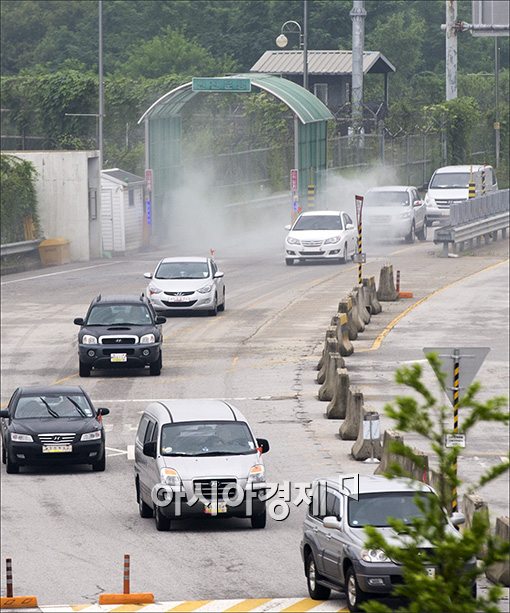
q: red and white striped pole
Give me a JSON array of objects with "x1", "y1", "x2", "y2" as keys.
[
  {"x1": 6, "y1": 558, "x2": 13, "y2": 598},
  {"x1": 123, "y1": 554, "x2": 130, "y2": 595},
  {"x1": 396, "y1": 270, "x2": 401, "y2": 293}
]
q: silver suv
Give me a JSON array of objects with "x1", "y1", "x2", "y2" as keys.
[
  {"x1": 134, "y1": 399, "x2": 269, "y2": 531},
  {"x1": 300, "y1": 474, "x2": 473, "y2": 612}
]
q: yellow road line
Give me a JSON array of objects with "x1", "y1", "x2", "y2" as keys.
[
  {"x1": 110, "y1": 605, "x2": 147, "y2": 612},
  {"x1": 166, "y1": 601, "x2": 211, "y2": 612},
  {"x1": 53, "y1": 372, "x2": 79, "y2": 385},
  {"x1": 224, "y1": 599, "x2": 272, "y2": 612},
  {"x1": 281, "y1": 598, "x2": 334, "y2": 612},
  {"x1": 361, "y1": 259, "x2": 508, "y2": 353},
  {"x1": 71, "y1": 606, "x2": 91, "y2": 612}
]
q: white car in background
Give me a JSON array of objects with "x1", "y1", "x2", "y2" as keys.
[
  {"x1": 363, "y1": 186, "x2": 427, "y2": 243},
  {"x1": 284, "y1": 210, "x2": 356, "y2": 265},
  {"x1": 144, "y1": 256, "x2": 225, "y2": 316}
]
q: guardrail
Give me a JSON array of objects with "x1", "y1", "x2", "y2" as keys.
[
  {"x1": 0, "y1": 239, "x2": 41, "y2": 258},
  {"x1": 434, "y1": 189, "x2": 509, "y2": 257}
]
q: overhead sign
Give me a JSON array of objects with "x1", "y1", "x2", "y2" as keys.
[
  {"x1": 192, "y1": 78, "x2": 252, "y2": 92},
  {"x1": 145, "y1": 168, "x2": 153, "y2": 192},
  {"x1": 423, "y1": 347, "x2": 490, "y2": 405}
]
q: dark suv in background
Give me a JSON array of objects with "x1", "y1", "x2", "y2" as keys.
[{"x1": 74, "y1": 294, "x2": 165, "y2": 377}]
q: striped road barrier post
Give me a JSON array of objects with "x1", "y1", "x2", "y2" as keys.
[
  {"x1": 355, "y1": 195, "x2": 364, "y2": 285},
  {"x1": 0, "y1": 558, "x2": 38, "y2": 609},
  {"x1": 307, "y1": 184, "x2": 315, "y2": 209},
  {"x1": 469, "y1": 166, "x2": 476, "y2": 199},
  {"x1": 452, "y1": 349, "x2": 460, "y2": 522},
  {"x1": 99, "y1": 554, "x2": 155, "y2": 605}
]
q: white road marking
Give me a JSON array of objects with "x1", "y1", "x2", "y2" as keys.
[
  {"x1": 94, "y1": 395, "x2": 294, "y2": 403},
  {"x1": 127, "y1": 444, "x2": 135, "y2": 460},
  {"x1": 0, "y1": 261, "x2": 122, "y2": 285},
  {"x1": 105, "y1": 446, "x2": 128, "y2": 457}
]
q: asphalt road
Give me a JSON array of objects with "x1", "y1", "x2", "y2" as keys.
[{"x1": 0, "y1": 220, "x2": 508, "y2": 606}]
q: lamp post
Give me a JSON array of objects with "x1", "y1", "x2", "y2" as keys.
[{"x1": 275, "y1": 2, "x2": 309, "y2": 90}]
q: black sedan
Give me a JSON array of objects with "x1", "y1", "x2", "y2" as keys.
[{"x1": 0, "y1": 385, "x2": 109, "y2": 474}]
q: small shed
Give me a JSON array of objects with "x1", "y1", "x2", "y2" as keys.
[{"x1": 101, "y1": 168, "x2": 145, "y2": 253}]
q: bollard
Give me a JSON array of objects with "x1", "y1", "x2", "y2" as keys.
[
  {"x1": 316, "y1": 327, "x2": 337, "y2": 371},
  {"x1": 318, "y1": 353, "x2": 344, "y2": 401},
  {"x1": 351, "y1": 411, "x2": 382, "y2": 461},
  {"x1": 396, "y1": 270, "x2": 400, "y2": 293},
  {"x1": 339, "y1": 390, "x2": 364, "y2": 440},
  {"x1": 316, "y1": 337, "x2": 340, "y2": 384},
  {"x1": 375, "y1": 430, "x2": 404, "y2": 476},
  {"x1": 99, "y1": 554, "x2": 155, "y2": 605},
  {"x1": 326, "y1": 368, "x2": 351, "y2": 419},
  {"x1": 338, "y1": 297, "x2": 358, "y2": 340},
  {"x1": 0, "y1": 559, "x2": 38, "y2": 609},
  {"x1": 377, "y1": 264, "x2": 398, "y2": 301},
  {"x1": 357, "y1": 284, "x2": 371, "y2": 323},
  {"x1": 336, "y1": 313, "x2": 354, "y2": 357},
  {"x1": 362, "y1": 277, "x2": 382, "y2": 315},
  {"x1": 348, "y1": 291, "x2": 365, "y2": 333}
]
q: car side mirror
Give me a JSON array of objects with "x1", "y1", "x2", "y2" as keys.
[
  {"x1": 345, "y1": 223, "x2": 354, "y2": 230},
  {"x1": 323, "y1": 516, "x2": 342, "y2": 530},
  {"x1": 74, "y1": 317, "x2": 84, "y2": 325},
  {"x1": 413, "y1": 200, "x2": 423, "y2": 207},
  {"x1": 143, "y1": 441, "x2": 157, "y2": 458},
  {"x1": 256, "y1": 438, "x2": 270, "y2": 454},
  {"x1": 213, "y1": 271, "x2": 224, "y2": 279},
  {"x1": 144, "y1": 272, "x2": 153, "y2": 279},
  {"x1": 97, "y1": 407, "x2": 110, "y2": 416},
  {"x1": 284, "y1": 224, "x2": 291, "y2": 231},
  {"x1": 450, "y1": 512, "x2": 465, "y2": 526},
  {"x1": 0, "y1": 409, "x2": 9, "y2": 418},
  {"x1": 156, "y1": 316, "x2": 166, "y2": 324}
]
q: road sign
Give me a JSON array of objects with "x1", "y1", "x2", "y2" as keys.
[
  {"x1": 352, "y1": 253, "x2": 366, "y2": 263},
  {"x1": 146, "y1": 199, "x2": 152, "y2": 225},
  {"x1": 445, "y1": 433, "x2": 466, "y2": 448},
  {"x1": 423, "y1": 346, "x2": 490, "y2": 405},
  {"x1": 355, "y1": 195, "x2": 364, "y2": 225},
  {"x1": 290, "y1": 169, "x2": 298, "y2": 193},
  {"x1": 192, "y1": 78, "x2": 251, "y2": 92},
  {"x1": 145, "y1": 169, "x2": 153, "y2": 192}
]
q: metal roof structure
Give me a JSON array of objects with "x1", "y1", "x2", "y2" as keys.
[
  {"x1": 138, "y1": 74, "x2": 333, "y2": 125},
  {"x1": 102, "y1": 168, "x2": 144, "y2": 185},
  {"x1": 250, "y1": 50, "x2": 396, "y2": 76}
]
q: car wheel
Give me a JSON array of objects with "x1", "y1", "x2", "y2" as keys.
[
  {"x1": 346, "y1": 566, "x2": 367, "y2": 612},
  {"x1": 150, "y1": 352, "x2": 162, "y2": 376},
  {"x1": 137, "y1": 483, "x2": 153, "y2": 518},
  {"x1": 405, "y1": 222, "x2": 416, "y2": 244},
  {"x1": 218, "y1": 288, "x2": 225, "y2": 312},
  {"x1": 154, "y1": 505, "x2": 171, "y2": 531},
  {"x1": 6, "y1": 452, "x2": 19, "y2": 474},
  {"x1": 340, "y1": 243, "x2": 348, "y2": 264},
  {"x1": 417, "y1": 220, "x2": 428, "y2": 241},
  {"x1": 79, "y1": 360, "x2": 91, "y2": 377},
  {"x1": 306, "y1": 552, "x2": 331, "y2": 600},
  {"x1": 251, "y1": 510, "x2": 266, "y2": 529},
  {"x1": 285, "y1": 258, "x2": 294, "y2": 266},
  {"x1": 92, "y1": 452, "x2": 106, "y2": 472},
  {"x1": 208, "y1": 296, "x2": 218, "y2": 316}
]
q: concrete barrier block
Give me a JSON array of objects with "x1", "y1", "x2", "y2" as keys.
[
  {"x1": 363, "y1": 276, "x2": 382, "y2": 315},
  {"x1": 463, "y1": 492, "x2": 490, "y2": 558},
  {"x1": 351, "y1": 411, "x2": 382, "y2": 461},
  {"x1": 338, "y1": 297, "x2": 358, "y2": 340},
  {"x1": 348, "y1": 290, "x2": 365, "y2": 332},
  {"x1": 377, "y1": 264, "x2": 399, "y2": 301},
  {"x1": 375, "y1": 430, "x2": 404, "y2": 476},
  {"x1": 318, "y1": 353, "x2": 344, "y2": 401},
  {"x1": 486, "y1": 516, "x2": 510, "y2": 586},
  {"x1": 326, "y1": 368, "x2": 351, "y2": 419},
  {"x1": 316, "y1": 336, "x2": 340, "y2": 384},
  {"x1": 354, "y1": 285, "x2": 370, "y2": 324},
  {"x1": 316, "y1": 327, "x2": 337, "y2": 371},
  {"x1": 336, "y1": 313, "x2": 354, "y2": 356},
  {"x1": 339, "y1": 390, "x2": 364, "y2": 440}
]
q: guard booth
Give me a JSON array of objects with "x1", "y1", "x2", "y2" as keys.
[{"x1": 138, "y1": 74, "x2": 333, "y2": 238}]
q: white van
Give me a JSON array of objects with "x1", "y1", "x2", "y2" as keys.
[{"x1": 424, "y1": 165, "x2": 498, "y2": 226}]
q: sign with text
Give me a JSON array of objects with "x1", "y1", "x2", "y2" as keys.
[
  {"x1": 445, "y1": 434, "x2": 466, "y2": 448},
  {"x1": 192, "y1": 78, "x2": 252, "y2": 92},
  {"x1": 355, "y1": 195, "x2": 364, "y2": 225},
  {"x1": 145, "y1": 169, "x2": 153, "y2": 192}
]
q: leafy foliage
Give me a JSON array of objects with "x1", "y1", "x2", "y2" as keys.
[
  {"x1": 362, "y1": 355, "x2": 510, "y2": 613},
  {"x1": 0, "y1": 154, "x2": 39, "y2": 243}
]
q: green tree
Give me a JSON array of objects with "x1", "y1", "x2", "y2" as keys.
[{"x1": 361, "y1": 355, "x2": 509, "y2": 613}]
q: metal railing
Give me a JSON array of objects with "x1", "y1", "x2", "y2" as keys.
[
  {"x1": 434, "y1": 190, "x2": 509, "y2": 257},
  {"x1": 0, "y1": 239, "x2": 41, "y2": 258}
]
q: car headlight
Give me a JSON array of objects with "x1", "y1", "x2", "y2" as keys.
[
  {"x1": 140, "y1": 333, "x2": 156, "y2": 344},
  {"x1": 324, "y1": 236, "x2": 341, "y2": 245},
  {"x1": 82, "y1": 334, "x2": 98, "y2": 344},
  {"x1": 148, "y1": 284, "x2": 162, "y2": 296},
  {"x1": 160, "y1": 468, "x2": 182, "y2": 487},
  {"x1": 361, "y1": 548, "x2": 390, "y2": 563},
  {"x1": 197, "y1": 285, "x2": 213, "y2": 294},
  {"x1": 247, "y1": 464, "x2": 265, "y2": 483},
  {"x1": 11, "y1": 433, "x2": 33, "y2": 442},
  {"x1": 81, "y1": 430, "x2": 101, "y2": 441},
  {"x1": 286, "y1": 237, "x2": 301, "y2": 245}
]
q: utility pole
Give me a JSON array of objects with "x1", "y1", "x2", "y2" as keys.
[
  {"x1": 303, "y1": 0, "x2": 309, "y2": 91},
  {"x1": 445, "y1": 0, "x2": 458, "y2": 100},
  {"x1": 98, "y1": 0, "x2": 104, "y2": 170},
  {"x1": 350, "y1": 0, "x2": 366, "y2": 133},
  {"x1": 494, "y1": 38, "x2": 500, "y2": 168}
]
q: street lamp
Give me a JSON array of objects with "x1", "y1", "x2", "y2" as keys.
[{"x1": 276, "y1": 6, "x2": 308, "y2": 91}]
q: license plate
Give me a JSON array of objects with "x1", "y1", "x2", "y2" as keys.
[
  {"x1": 426, "y1": 567, "x2": 436, "y2": 577},
  {"x1": 173, "y1": 296, "x2": 189, "y2": 302},
  {"x1": 43, "y1": 445, "x2": 72, "y2": 453},
  {"x1": 204, "y1": 501, "x2": 228, "y2": 515},
  {"x1": 110, "y1": 353, "x2": 127, "y2": 363}
]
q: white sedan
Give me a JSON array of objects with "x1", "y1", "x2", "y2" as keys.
[
  {"x1": 144, "y1": 256, "x2": 225, "y2": 316},
  {"x1": 284, "y1": 210, "x2": 357, "y2": 265}
]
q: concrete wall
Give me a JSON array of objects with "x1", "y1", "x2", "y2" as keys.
[{"x1": 8, "y1": 150, "x2": 101, "y2": 261}]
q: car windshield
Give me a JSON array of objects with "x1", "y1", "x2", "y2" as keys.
[
  {"x1": 155, "y1": 262, "x2": 210, "y2": 280},
  {"x1": 430, "y1": 172, "x2": 470, "y2": 189},
  {"x1": 14, "y1": 395, "x2": 94, "y2": 419},
  {"x1": 292, "y1": 215, "x2": 343, "y2": 231},
  {"x1": 348, "y1": 492, "x2": 434, "y2": 527},
  {"x1": 86, "y1": 304, "x2": 152, "y2": 325},
  {"x1": 364, "y1": 192, "x2": 410, "y2": 207},
  {"x1": 160, "y1": 421, "x2": 257, "y2": 456}
]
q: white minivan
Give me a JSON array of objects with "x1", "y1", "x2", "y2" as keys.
[{"x1": 424, "y1": 164, "x2": 498, "y2": 226}]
